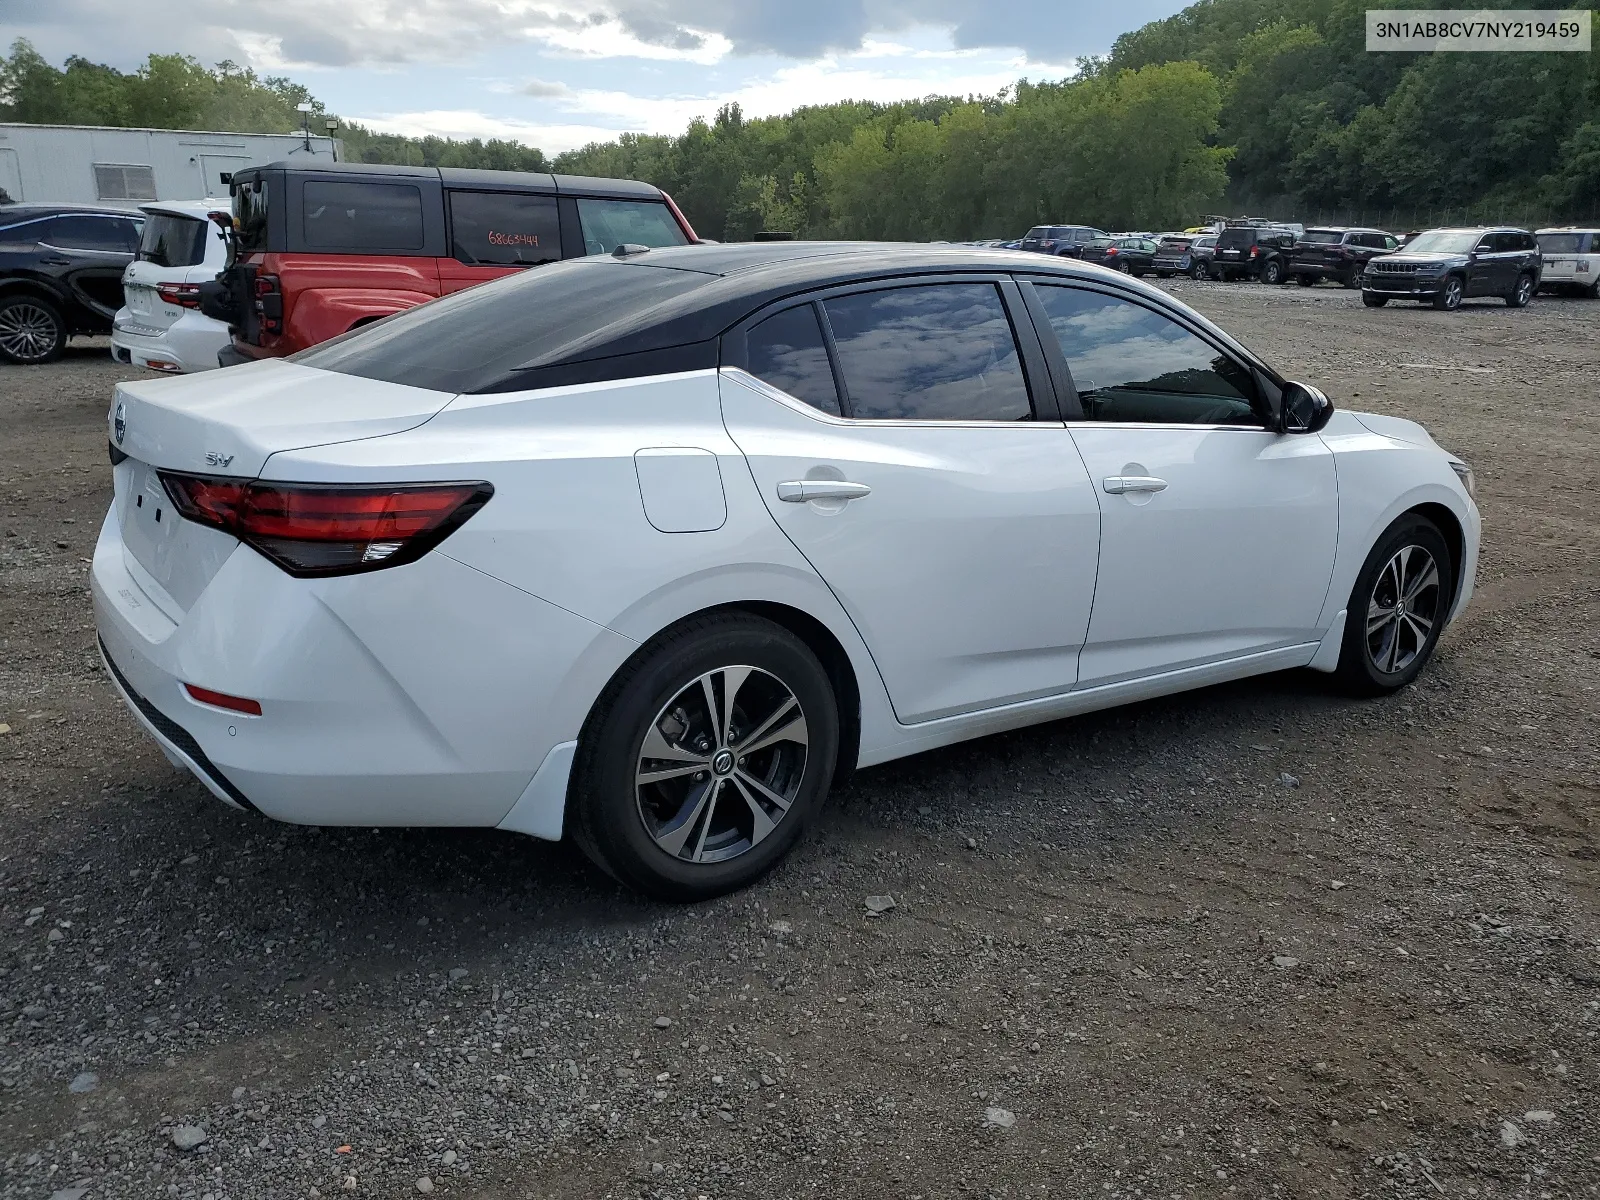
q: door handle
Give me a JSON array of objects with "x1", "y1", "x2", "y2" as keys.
[
  {"x1": 777, "y1": 480, "x2": 872, "y2": 503},
  {"x1": 1103, "y1": 475, "x2": 1168, "y2": 495},
  {"x1": 40, "y1": 256, "x2": 72, "y2": 266}
]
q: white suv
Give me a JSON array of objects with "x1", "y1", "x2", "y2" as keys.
[
  {"x1": 111, "y1": 200, "x2": 232, "y2": 373},
  {"x1": 1535, "y1": 227, "x2": 1600, "y2": 298}
]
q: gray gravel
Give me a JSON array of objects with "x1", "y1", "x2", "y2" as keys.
[{"x1": 2, "y1": 300, "x2": 1598, "y2": 1200}]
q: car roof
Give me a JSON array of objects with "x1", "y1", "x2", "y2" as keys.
[
  {"x1": 235, "y1": 160, "x2": 662, "y2": 198},
  {"x1": 1536, "y1": 226, "x2": 1600, "y2": 234},
  {"x1": 138, "y1": 198, "x2": 231, "y2": 218},
  {"x1": 0, "y1": 203, "x2": 142, "y2": 222}
]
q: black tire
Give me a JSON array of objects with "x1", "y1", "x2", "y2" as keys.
[
  {"x1": 1261, "y1": 258, "x2": 1284, "y2": 285},
  {"x1": 1156, "y1": 271, "x2": 1173, "y2": 279},
  {"x1": 1334, "y1": 514, "x2": 1455, "y2": 696},
  {"x1": 1115, "y1": 260, "x2": 1132, "y2": 274},
  {"x1": 1362, "y1": 292, "x2": 1388, "y2": 307},
  {"x1": 1190, "y1": 263, "x2": 1207, "y2": 280},
  {"x1": 1296, "y1": 274, "x2": 1315, "y2": 287},
  {"x1": 1342, "y1": 268, "x2": 1364, "y2": 289},
  {"x1": 1432, "y1": 275, "x2": 1464, "y2": 311},
  {"x1": 0, "y1": 294, "x2": 67, "y2": 365},
  {"x1": 568, "y1": 613, "x2": 840, "y2": 901},
  {"x1": 1505, "y1": 272, "x2": 1535, "y2": 307}
]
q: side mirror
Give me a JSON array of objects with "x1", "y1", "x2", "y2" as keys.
[{"x1": 1280, "y1": 381, "x2": 1335, "y2": 434}]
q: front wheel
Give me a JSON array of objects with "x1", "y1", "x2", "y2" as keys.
[
  {"x1": 569, "y1": 613, "x2": 839, "y2": 901},
  {"x1": 0, "y1": 294, "x2": 67, "y2": 365},
  {"x1": 1296, "y1": 274, "x2": 1315, "y2": 287},
  {"x1": 1334, "y1": 515, "x2": 1454, "y2": 695},
  {"x1": 1506, "y1": 272, "x2": 1535, "y2": 307},
  {"x1": 1433, "y1": 275, "x2": 1464, "y2": 311},
  {"x1": 1362, "y1": 292, "x2": 1388, "y2": 307},
  {"x1": 1343, "y1": 268, "x2": 1364, "y2": 289}
]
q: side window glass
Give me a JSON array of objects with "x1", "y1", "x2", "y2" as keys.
[
  {"x1": 1384, "y1": 235, "x2": 1399, "y2": 250},
  {"x1": 1033, "y1": 285, "x2": 1258, "y2": 426},
  {"x1": 47, "y1": 216, "x2": 132, "y2": 252},
  {"x1": 1475, "y1": 235, "x2": 1497, "y2": 254},
  {"x1": 745, "y1": 304, "x2": 841, "y2": 416},
  {"x1": 821, "y1": 283, "x2": 1033, "y2": 421},
  {"x1": 574, "y1": 199, "x2": 688, "y2": 254},
  {"x1": 303, "y1": 181, "x2": 424, "y2": 251},
  {"x1": 448, "y1": 191, "x2": 560, "y2": 265}
]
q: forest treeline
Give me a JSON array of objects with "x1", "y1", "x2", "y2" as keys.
[{"x1": 3, "y1": 0, "x2": 1598, "y2": 239}]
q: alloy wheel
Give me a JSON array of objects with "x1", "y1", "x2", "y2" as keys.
[
  {"x1": 1515, "y1": 275, "x2": 1534, "y2": 306},
  {"x1": 635, "y1": 665, "x2": 809, "y2": 864},
  {"x1": 1441, "y1": 278, "x2": 1462, "y2": 310},
  {"x1": 0, "y1": 302, "x2": 61, "y2": 363},
  {"x1": 1365, "y1": 545, "x2": 1442, "y2": 675}
]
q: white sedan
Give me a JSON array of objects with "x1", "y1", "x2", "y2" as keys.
[{"x1": 92, "y1": 243, "x2": 1479, "y2": 899}]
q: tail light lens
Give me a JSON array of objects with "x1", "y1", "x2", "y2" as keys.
[
  {"x1": 158, "y1": 474, "x2": 493, "y2": 577},
  {"x1": 156, "y1": 283, "x2": 201, "y2": 309},
  {"x1": 253, "y1": 273, "x2": 283, "y2": 334},
  {"x1": 1105, "y1": 246, "x2": 1118, "y2": 255},
  {"x1": 1249, "y1": 245, "x2": 1260, "y2": 257}
]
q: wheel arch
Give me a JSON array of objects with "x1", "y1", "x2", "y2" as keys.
[
  {"x1": 581, "y1": 600, "x2": 863, "y2": 794},
  {"x1": 1408, "y1": 501, "x2": 1466, "y2": 611},
  {"x1": 0, "y1": 276, "x2": 69, "y2": 308}
]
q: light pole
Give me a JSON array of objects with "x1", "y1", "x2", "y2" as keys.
[{"x1": 296, "y1": 102, "x2": 313, "y2": 152}]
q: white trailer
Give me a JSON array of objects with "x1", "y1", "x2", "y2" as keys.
[{"x1": 0, "y1": 123, "x2": 341, "y2": 207}]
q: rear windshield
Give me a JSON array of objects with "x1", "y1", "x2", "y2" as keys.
[
  {"x1": 1299, "y1": 229, "x2": 1343, "y2": 244},
  {"x1": 1537, "y1": 232, "x2": 1588, "y2": 254},
  {"x1": 1216, "y1": 229, "x2": 1256, "y2": 248},
  {"x1": 137, "y1": 212, "x2": 210, "y2": 267},
  {"x1": 1024, "y1": 227, "x2": 1048, "y2": 239},
  {"x1": 292, "y1": 258, "x2": 711, "y2": 393}
]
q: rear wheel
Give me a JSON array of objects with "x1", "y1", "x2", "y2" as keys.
[
  {"x1": 1433, "y1": 275, "x2": 1464, "y2": 311},
  {"x1": 1506, "y1": 272, "x2": 1535, "y2": 307},
  {"x1": 1588, "y1": 279, "x2": 1600, "y2": 299},
  {"x1": 1261, "y1": 258, "x2": 1285, "y2": 285},
  {"x1": 1334, "y1": 515, "x2": 1454, "y2": 695},
  {"x1": 569, "y1": 614, "x2": 839, "y2": 901},
  {"x1": 0, "y1": 294, "x2": 66, "y2": 365},
  {"x1": 1114, "y1": 260, "x2": 1132, "y2": 274}
]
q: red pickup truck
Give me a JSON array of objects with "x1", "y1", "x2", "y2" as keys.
[{"x1": 203, "y1": 161, "x2": 697, "y2": 365}]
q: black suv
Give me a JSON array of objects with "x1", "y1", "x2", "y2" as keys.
[
  {"x1": 1211, "y1": 226, "x2": 1297, "y2": 283},
  {"x1": 1019, "y1": 225, "x2": 1106, "y2": 257},
  {"x1": 1285, "y1": 227, "x2": 1399, "y2": 288},
  {"x1": 1363, "y1": 227, "x2": 1541, "y2": 311},
  {"x1": 0, "y1": 204, "x2": 143, "y2": 364}
]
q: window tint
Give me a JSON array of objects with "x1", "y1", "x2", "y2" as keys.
[
  {"x1": 137, "y1": 212, "x2": 210, "y2": 267},
  {"x1": 448, "y1": 191, "x2": 560, "y2": 265},
  {"x1": 1034, "y1": 286, "x2": 1258, "y2": 426},
  {"x1": 821, "y1": 283, "x2": 1032, "y2": 422},
  {"x1": 235, "y1": 177, "x2": 270, "y2": 254},
  {"x1": 574, "y1": 198, "x2": 687, "y2": 254},
  {"x1": 1537, "y1": 233, "x2": 1582, "y2": 254},
  {"x1": 1517, "y1": 232, "x2": 1537, "y2": 251},
  {"x1": 49, "y1": 215, "x2": 138, "y2": 253},
  {"x1": 746, "y1": 304, "x2": 841, "y2": 415},
  {"x1": 293, "y1": 258, "x2": 710, "y2": 393},
  {"x1": 303, "y1": 181, "x2": 424, "y2": 251}
]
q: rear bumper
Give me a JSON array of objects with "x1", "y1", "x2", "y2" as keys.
[
  {"x1": 111, "y1": 311, "x2": 231, "y2": 374},
  {"x1": 91, "y1": 504, "x2": 628, "y2": 835}
]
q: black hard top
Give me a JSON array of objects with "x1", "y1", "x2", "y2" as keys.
[{"x1": 235, "y1": 160, "x2": 663, "y2": 199}]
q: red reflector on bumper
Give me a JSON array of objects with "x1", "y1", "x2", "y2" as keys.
[{"x1": 184, "y1": 684, "x2": 262, "y2": 716}]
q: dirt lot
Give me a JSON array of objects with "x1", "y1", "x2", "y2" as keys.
[{"x1": 2, "y1": 283, "x2": 1598, "y2": 1200}]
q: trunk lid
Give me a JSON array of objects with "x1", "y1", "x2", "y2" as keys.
[
  {"x1": 109, "y1": 360, "x2": 457, "y2": 613},
  {"x1": 110, "y1": 359, "x2": 456, "y2": 479}
]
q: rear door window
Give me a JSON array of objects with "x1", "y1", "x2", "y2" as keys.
[
  {"x1": 48, "y1": 215, "x2": 139, "y2": 253},
  {"x1": 137, "y1": 213, "x2": 209, "y2": 267},
  {"x1": 820, "y1": 283, "x2": 1033, "y2": 422},
  {"x1": 235, "y1": 178, "x2": 270, "y2": 253},
  {"x1": 448, "y1": 191, "x2": 560, "y2": 265},
  {"x1": 745, "y1": 304, "x2": 841, "y2": 416},
  {"x1": 574, "y1": 198, "x2": 688, "y2": 254},
  {"x1": 303, "y1": 181, "x2": 425, "y2": 252}
]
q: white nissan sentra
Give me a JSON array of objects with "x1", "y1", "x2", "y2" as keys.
[{"x1": 93, "y1": 242, "x2": 1479, "y2": 899}]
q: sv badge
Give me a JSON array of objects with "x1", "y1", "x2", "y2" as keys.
[{"x1": 205, "y1": 451, "x2": 235, "y2": 468}]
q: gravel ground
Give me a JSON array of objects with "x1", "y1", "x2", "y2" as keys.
[{"x1": 2, "y1": 284, "x2": 1598, "y2": 1200}]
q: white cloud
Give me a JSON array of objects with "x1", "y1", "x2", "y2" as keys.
[{"x1": 349, "y1": 109, "x2": 626, "y2": 155}]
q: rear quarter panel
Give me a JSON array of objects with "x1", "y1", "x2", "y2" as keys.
[{"x1": 261, "y1": 370, "x2": 902, "y2": 769}]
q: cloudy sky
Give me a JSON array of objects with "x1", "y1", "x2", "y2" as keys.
[{"x1": 7, "y1": 0, "x2": 1188, "y2": 155}]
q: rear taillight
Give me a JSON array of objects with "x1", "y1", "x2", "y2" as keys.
[
  {"x1": 253, "y1": 273, "x2": 283, "y2": 334},
  {"x1": 1249, "y1": 245, "x2": 1260, "y2": 257},
  {"x1": 1105, "y1": 246, "x2": 1118, "y2": 255},
  {"x1": 158, "y1": 474, "x2": 493, "y2": 577},
  {"x1": 156, "y1": 283, "x2": 201, "y2": 309}
]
